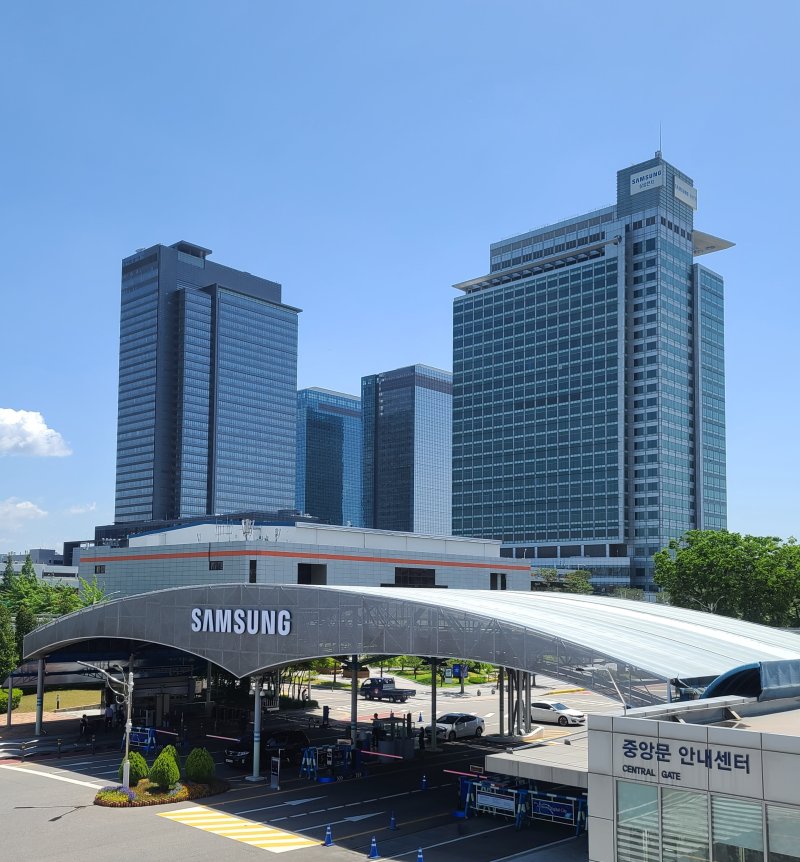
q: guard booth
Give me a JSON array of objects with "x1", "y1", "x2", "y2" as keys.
[{"x1": 370, "y1": 712, "x2": 416, "y2": 759}]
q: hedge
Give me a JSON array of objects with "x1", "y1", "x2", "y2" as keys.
[
  {"x1": 185, "y1": 747, "x2": 215, "y2": 783},
  {"x1": 0, "y1": 689, "x2": 22, "y2": 712},
  {"x1": 149, "y1": 749, "x2": 180, "y2": 790},
  {"x1": 117, "y1": 750, "x2": 149, "y2": 786}
]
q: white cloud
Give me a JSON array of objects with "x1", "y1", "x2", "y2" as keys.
[
  {"x1": 0, "y1": 408, "x2": 71, "y2": 456},
  {"x1": 0, "y1": 497, "x2": 48, "y2": 529},
  {"x1": 67, "y1": 502, "x2": 97, "y2": 515}
]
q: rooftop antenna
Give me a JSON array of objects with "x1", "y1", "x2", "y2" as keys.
[
  {"x1": 656, "y1": 123, "x2": 662, "y2": 160},
  {"x1": 242, "y1": 519, "x2": 253, "y2": 541}
]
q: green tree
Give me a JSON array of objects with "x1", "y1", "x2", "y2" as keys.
[
  {"x1": 654, "y1": 530, "x2": 800, "y2": 626},
  {"x1": 79, "y1": 575, "x2": 107, "y2": 608},
  {"x1": 149, "y1": 748, "x2": 180, "y2": 790},
  {"x1": 20, "y1": 554, "x2": 36, "y2": 581},
  {"x1": 14, "y1": 604, "x2": 36, "y2": 658},
  {"x1": 0, "y1": 604, "x2": 18, "y2": 681},
  {"x1": 2, "y1": 553, "x2": 15, "y2": 591},
  {"x1": 563, "y1": 570, "x2": 594, "y2": 594}
]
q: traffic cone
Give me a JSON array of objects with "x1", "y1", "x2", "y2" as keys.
[
  {"x1": 417, "y1": 850, "x2": 424, "y2": 862},
  {"x1": 421, "y1": 774, "x2": 428, "y2": 790},
  {"x1": 324, "y1": 825, "x2": 333, "y2": 846},
  {"x1": 368, "y1": 835, "x2": 380, "y2": 858},
  {"x1": 389, "y1": 811, "x2": 397, "y2": 831},
  {"x1": 418, "y1": 712, "x2": 423, "y2": 723}
]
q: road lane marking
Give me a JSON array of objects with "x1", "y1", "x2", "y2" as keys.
[
  {"x1": 159, "y1": 805, "x2": 319, "y2": 854},
  {"x1": 0, "y1": 764, "x2": 103, "y2": 789}
]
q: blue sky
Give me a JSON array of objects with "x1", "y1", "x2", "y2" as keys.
[{"x1": 1, "y1": 2, "x2": 798, "y2": 553}]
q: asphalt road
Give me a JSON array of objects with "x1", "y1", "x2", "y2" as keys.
[{"x1": 0, "y1": 676, "x2": 616, "y2": 861}]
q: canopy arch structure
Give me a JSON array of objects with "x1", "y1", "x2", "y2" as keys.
[{"x1": 25, "y1": 583, "x2": 800, "y2": 687}]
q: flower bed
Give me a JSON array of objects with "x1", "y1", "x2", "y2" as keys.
[{"x1": 94, "y1": 778, "x2": 229, "y2": 808}]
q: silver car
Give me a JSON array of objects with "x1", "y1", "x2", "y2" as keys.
[
  {"x1": 428, "y1": 712, "x2": 485, "y2": 741},
  {"x1": 530, "y1": 700, "x2": 586, "y2": 726}
]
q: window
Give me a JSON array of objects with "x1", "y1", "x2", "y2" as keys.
[
  {"x1": 662, "y1": 788, "x2": 709, "y2": 861},
  {"x1": 616, "y1": 781, "x2": 659, "y2": 862},
  {"x1": 767, "y1": 805, "x2": 800, "y2": 861},
  {"x1": 298, "y1": 563, "x2": 327, "y2": 585},
  {"x1": 712, "y1": 796, "x2": 763, "y2": 862},
  {"x1": 94, "y1": 565, "x2": 105, "y2": 574},
  {"x1": 490, "y1": 572, "x2": 507, "y2": 590},
  {"x1": 209, "y1": 561, "x2": 223, "y2": 571},
  {"x1": 249, "y1": 559, "x2": 257, "y2": 584},
  {"x1": 394, "y1": 567, "x2": 436, "y2": 588}
]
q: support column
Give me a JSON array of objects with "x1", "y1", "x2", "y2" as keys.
[
  {"x1": 205, "y1": 660, "x2": 212, "y2": 715},
  {"x1": 507, "y1": 669, "x2": 514, "y2": 735},
  {"x1": 516, "y1": 671, "x2": 522, "y2": 735},
  {"x1": 246, "y1": 676, "x2": 265, "y2": 783},
  {"x1": 524, "y1": 672, "x2": 531, "y2": 734},
  {"x1": 35, "y1": 658, "x2": 45, "y2": 736},
  {"x1": 429, "y1": 660, "x2": 438, "y2": 752},
  {"x1": 350, "y1": 654, "x2": 358, "y2": 749},
  {"x1": 498, "y1": 667, "x2": 505, "y2": 738}
]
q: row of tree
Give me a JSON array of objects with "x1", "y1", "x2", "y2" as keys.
[{"x1": 0, "y1": 553, "x2": 106, "y2": 682}]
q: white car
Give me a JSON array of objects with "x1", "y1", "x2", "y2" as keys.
[
  {"x1": 427, "y1": 712, "x2": 485, "y2": 741},
  {"x1": 530, "y1": 700, "x2": 585, "y2": 726}
]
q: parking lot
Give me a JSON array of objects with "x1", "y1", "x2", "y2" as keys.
[{"x1": 0, "y1": 677, "x2": 615, "y2": 860}]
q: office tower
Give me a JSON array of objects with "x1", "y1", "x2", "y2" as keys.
[
  {"x1": 452, "y1": 155, "x2": 730, "y2": 586},
  {"x1": 114, "y1": 241, "x2": 299, "y2": 523},
  {"x1": 362, "y1": 364, "x2": 453, "y2": 535},
  {"x1": 296, "y1": 388, "x2": 363, "y2": 527}
]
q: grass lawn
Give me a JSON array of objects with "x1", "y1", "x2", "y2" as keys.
[{"x1": 18, "y1": 688, "x2": 103, "y2": 713}]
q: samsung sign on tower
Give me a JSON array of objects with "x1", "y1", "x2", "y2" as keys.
[
  {"x1": 629, "y1": 165, "x2": 664, "y2": 195},
  {"x1": 191, "y1": 607, "x2": 292, "y2": 636}
]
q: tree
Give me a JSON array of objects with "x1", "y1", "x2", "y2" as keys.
[
  {"x1": 563, "y1": 570, "x2": 594, "y2": 594},
  {"x1": 79, "y1": 575, "x2": 107, "y2": 608},
  {"x1": 20, "y1": 554, "x2": 36, "y2": 581},
  {"x1": 0, "y1": 604, "x2": 18, "y2": 682},
  {"x1": 2, "y1": 553, "x2": 15, "y2": 591},
  {"x1": 654, "y1": 530, "x2": 800, "y2": 626},
  {"x1": 14, "y1": 604, "x2": 36, "y2": 659}
]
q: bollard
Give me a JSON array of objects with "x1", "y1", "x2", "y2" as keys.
[
  {"x1": 477, "y1": 689, "x2": 481, "y2": 696},
  {"x1": 417, "y1": 850, "x2": 424, "y2": 862},
  {"x1": 91, "y1": 734, "x2": 96, "y2": 755},
  {"x1": 418, "y1": 712, "x2": 423, "y2": 724},
  {"x1": 56, "y1": 695, "x2": 60, "y2": 711},
  {"x1": 389, "y1": 811, "x2": 397, "y2": 831},
  {"x1": 368, "y1": 836, "x2": 380, "y2": 858},
  {"x1": 324, "y1": 825, "x2": 333, "y2": 846},
  {"x1": 421, "y1": 774, "x2": 428, "y2": 791},
  {"x1": 57, "y1": 738, "x2": 62, "y2": 758}
]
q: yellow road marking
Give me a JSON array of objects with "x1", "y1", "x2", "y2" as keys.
[{"x1": 159, "y1": 805, "x2": 320, "y2": 853}]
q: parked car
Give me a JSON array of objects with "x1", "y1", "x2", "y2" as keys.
[
  {"x1": 529, "y1": 700, "x2": 585, "y2": 726},
  {"x1": 224, "y1": 728, "x2": 310, "y2": 767},
  {"x1": 426, "y1": 712, "x2": 485, "y2": 741}
]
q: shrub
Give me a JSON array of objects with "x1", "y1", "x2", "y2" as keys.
[
  {"x1": 160, "y1": 743, "x2": 180, "y2": 767},
  {"x1": 117, "y1": 750, "x2": 149, "y2": 786},
  {"x1": 149, "y1": 749, "x2": 180, "y2": 790},
  {"x1": 185, "y1": 747, "x2": 215, "y2": 783},
  {"x1": 0, "y1": 688, "x2": 22, "y2": 712}
]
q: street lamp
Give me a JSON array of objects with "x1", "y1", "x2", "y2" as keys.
[{"x1": 77, "y1": 660, "x2": 134, "y2": 787}]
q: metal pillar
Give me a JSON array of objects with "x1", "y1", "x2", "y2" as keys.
[
  {"x1": 350, "y1": 654, "x2": 358, "y2": 748},
  {"x1": 246, "y1": 676, "x2": 264, "y2": 783},
  {"x1": 524, "y1": 672, "x2": 531, "y2": 734},
  {"x1": 498, "y1": 667, "x2": 505, "y2": 738},
  {"x1": 507, "y1": 669, "x2": 514, "y2": 735},
  {"x1": 429, "y1": 660, "x2": 438, "y2": 752},
  {"x1": 515, "y1": 671, "x2": 522, "y2": 735},
  {"x1": 205, "y1": 660, "x2": 212, "y2": 715},
  {"x1": 35, "y1": 658, "x2": 45, "y2": 736}
]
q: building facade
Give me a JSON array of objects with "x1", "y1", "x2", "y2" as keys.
[
  {"x1": 452, "y1": 155, "x2": 730, "y2": 586},
  {"x1": 114, "y1": 241, "x2": 299, "y2": 524},
  {"x1": 362, "y1": 365, "x2": 453, "y2": 535},
  {"x1": 296, "y1": 388, "x2": 363, "y2": 527},
  {"x1": 78, "y1": 521, "x2": 529, "y2": 596}
]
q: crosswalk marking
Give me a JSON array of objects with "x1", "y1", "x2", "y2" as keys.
[{"x1": 159, "y1": 805, "x2": 320, "y2": 853}]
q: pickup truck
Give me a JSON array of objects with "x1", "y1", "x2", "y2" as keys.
[{"x1": 359, "y1": 677, "x2": 417, "y2": 703}]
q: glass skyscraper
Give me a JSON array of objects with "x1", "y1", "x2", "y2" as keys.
[
  {"x1": 296, "y1": 388, "x2": 363, "y2": 527},
  {"x1": 114, "y1": 241, "x2": 299, "y2": 523},
  {"x1": 362, "y1": 364, "x2": 453, "y2": 535},
  {"x1": 452, "y1": 155, "x2": 730, "y2": 586}
]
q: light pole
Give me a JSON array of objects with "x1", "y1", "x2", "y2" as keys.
[
  {"x1": 575, "y1": 664, "x2": 627, "y2": 715},
  {"x1": 77, "y1": 661, "x2": 134, "y2": 787}
]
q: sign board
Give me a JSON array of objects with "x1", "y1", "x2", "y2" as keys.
[
  {"x1": 531, "y1": 798, "x2": 575, "y2": 821},
  {"x1": 674, "y1": 176, "x2": 698, "y2": 210},
  {"x1": 476, "y1": 790, "x2": 516, "y2": 813},
  {"x1": 612, "y1": 732, "x2": 762, "y2": 798},
  {"x1": 444, "y1": 668, "x2": 453, "y2": 679},
  {"x1": 270, "y1": 755, "x2": 281, "y2": 790},
  {"x1": 630, "y1": 165, "x2": 664, "y2": 195}
]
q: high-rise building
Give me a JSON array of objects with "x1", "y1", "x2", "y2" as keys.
[
  {"x1": 452, "y1": 155, "x2": 730, "y2": 587},
  {"x1": 114, "y1": 241, "x2": 299, "y2": 523},
  {"x1": 362, "y1": 364, "x2": 453, "y2": 535},
  {"x1": 296, "y1": 388, "x2": 363, "y2": 527}
]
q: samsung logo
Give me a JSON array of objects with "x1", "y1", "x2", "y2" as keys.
[
  {"x1": 190, "y1": 607, "x2": 291, "y2": 636},
  {"x1": 630, "y1": 166, "x2": 664, "y2": 195}
]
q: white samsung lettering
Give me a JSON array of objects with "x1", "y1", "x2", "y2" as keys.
[{"x1": 191, "y1": 607, "x2": 292, "y2": 636}]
